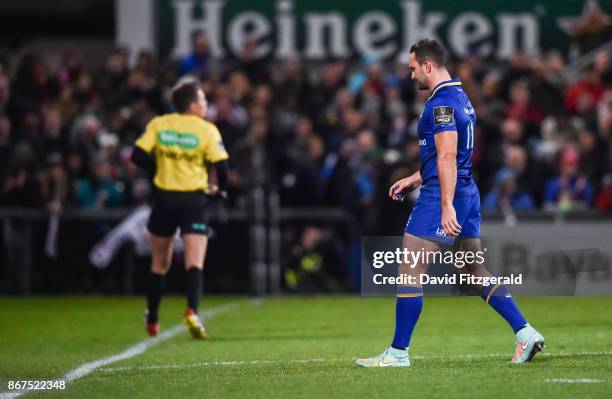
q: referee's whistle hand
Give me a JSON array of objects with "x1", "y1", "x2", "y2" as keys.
[{"x1": 441, "y1": 205, "x2": 462, "y2": 237}]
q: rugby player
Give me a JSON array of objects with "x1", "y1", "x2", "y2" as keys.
[
  {"x1": 131, "y1": 78, "x2": 229, "y2": 339},
  {"x1": 356, "y1": 39, "x2": 544, "y2": 367}
]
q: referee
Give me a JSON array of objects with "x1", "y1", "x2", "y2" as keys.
[{"x1": 131, "y1": 78, "x2": 229, "y2": 339}]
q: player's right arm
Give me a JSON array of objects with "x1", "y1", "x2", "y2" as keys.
[
  {"x1": 131, "y1": 118, "x2": 157, "y2": 174},
  {"x1": 435, "y1": 131, "x2": 461, "y2": 237},
  {"x1": 389, "y1": 171, "x2": 422, "y2": 200}
]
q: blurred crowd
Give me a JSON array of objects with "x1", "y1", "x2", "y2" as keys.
[{"x1": 1, "y1": 32, "x2": 612, "y2": 234}]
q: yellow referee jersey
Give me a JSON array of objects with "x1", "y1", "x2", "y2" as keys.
[{"x1": 135, "y1": 113, "x2": 229, "y2": 192}]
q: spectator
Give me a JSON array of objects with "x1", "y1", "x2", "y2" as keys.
[
  {"x1": 273, "y1": 56, "x2": 312, "y2": 114},
  {"x1": 565, "y1": 65, "x2": 605, "y2": 114},
  {"x1": 482, "y1": 169, "x2": 535, "y2": 212},
  {"x1": 544, "y1": 148, "x2": 594, "y2": 210},
  {"x1": 96, "y1": 48, "x2": 129, "y2": 108},
  {"x1": 234, "y1": 39, "x2": 269, "y2": 86},
  {"x1": 13, "y1": 53, "x2": 58, "y2": 106},
  {"x1": 57, "y1": 50, "x2": 85, "y2": 86},
  {"x1": 593, "y1": 50, "x2": 612, "y2": 87},
  {"x1": 180, "y1": 31, "x2": 211, "y2": 78},
  {"x1": 528, "y1": 57, "x2": 564, "y2": 115},
  {"x1": 595, "y1": 173, "x2": 612, "y2": 211},
  {"x1": 0, "y1": 114, "x2": 12, "y2": 174},
  {"x1": 40, "y1": 152, "x2": 67, "y2": 213},
  {"x1": 597, "y1": 89, "x2": 612, "y2": 138},
  {"x1": 0, "y1": 73, "x2": 12, "y2": 115},
  {"x1": 74, "y1": 157, "x2": 124, "y2": 209},
  {"x1": 70, "y1": 114, "x2": 102, "y2": 167},
  {"x1": 36, "y1": 106, "x2": 66, "y2": 159},
  {"x1": 483, "y1": 118, "x2": 525, "y2": 188},
  {"x1": 2, "y1": 142, "x2": 41, "y2": 207},
  {"x1": 507, "y1": 80, "x2": 543, "y2": 135}
]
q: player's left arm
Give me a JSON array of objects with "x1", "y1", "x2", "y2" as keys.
[
  {"x1": 208, "y1": 160, "x2": 229, "y2": 197},
  {"x1": 204, "y1": 124, "x2": 230, "y2": 197},
  {"x1": 435, "y1": 131, "x2": 462, "y2": 237}
]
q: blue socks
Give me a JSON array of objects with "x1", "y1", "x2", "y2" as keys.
[
  {"x1": 481, "y1": 284, "x2": 527, "y2": 333},
  {"x1": 391, "y1": 286, "x2": 423, "y2": 350},
  {"x1": 390, "y1": 284, "x2": 527, "y2": 351}
]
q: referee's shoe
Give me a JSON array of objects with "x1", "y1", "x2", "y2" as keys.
[
  {"x1": 183, "y1": 308, "x2": 208, "y2": 339},
  {"x1": 144, "y1": 310, "x2": 160, "y2": 337}
]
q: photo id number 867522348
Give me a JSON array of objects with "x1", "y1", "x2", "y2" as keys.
[{"x1": 7, "y1": 380, "x2": 66, "y2": 391}]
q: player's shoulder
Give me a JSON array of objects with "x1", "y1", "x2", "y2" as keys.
[
  {"x1": 150, "y1": 113, "x2": 183, "y2": 127},
  {"x1": 429, "y1": 88, "x2": 460, "y2": 107},
  {"x1": 177, "y1": 114, "x2": 217, "y2": 131},
  {"x1": 146, "y1": 114, "x2": 165, "y2": 126},
  {"x1": 193, "y1": 118, "x2": 222, "y2": 141},
  {"x1": 426, "y1": 95, "x2": 456, "y2": 123},
  {"x1": 199, "y1": 118, "x2": 220, "y2": 132}
]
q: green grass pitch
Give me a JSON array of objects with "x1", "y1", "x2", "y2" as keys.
[{"x1": 1, "y1": 296, "x2": 611, "y2": 398}]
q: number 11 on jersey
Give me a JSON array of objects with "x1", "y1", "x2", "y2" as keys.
[{"x1": 466, "y1": 121, "x2": 474, "y2": 149}]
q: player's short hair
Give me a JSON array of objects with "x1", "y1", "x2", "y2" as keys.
[
  {"x1": 171, "y1": 78, "x2": 201, "y2": 113},
  {"x1": 409, "y1": 39, "x2": 447, "y2": 67}
]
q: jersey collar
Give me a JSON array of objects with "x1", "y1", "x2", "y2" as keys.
[{"x1": 429, "y1": 78, "x2": 462, "y2": 100}]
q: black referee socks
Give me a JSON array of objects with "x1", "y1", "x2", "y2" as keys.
[
  {"x1": 147, "y1": 271, "x2": 165, "y2": 324},
  {"x1": 186, "y1": 267, "x2": 203, "y2": 314}
]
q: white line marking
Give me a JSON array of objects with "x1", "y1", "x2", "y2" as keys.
[
  {"x1": 101, "y1": 358, "x2": 349, "y2": 372},
  {"x1": 545, "y1": 378, "x2": 609, "y2": 384},
  {"x1": 97, "y1": 350, "x2": 612, "y2": 373},
  {"x1": 0, "y1": 301, "x2": 247, "y2": 399}
]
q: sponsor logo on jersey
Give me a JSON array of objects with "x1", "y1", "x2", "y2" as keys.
[
  {"x1": 435, "y1": 227, "x2": 448, "y2": 237},
  {"x1": 157, "y1": 148, "x2": 202, "y2": 163},
  {"x1": 419, "y1": 138, "x2": 427, "y2": 146},
  {"x1": 433, "y1": 106, "x2": 454, "y2": 125},
  {"x1": 158, "y1": 130, "x2": 200, "y2": 149}
]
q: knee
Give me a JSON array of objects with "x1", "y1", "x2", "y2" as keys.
[
  {"x1": 398, "y1": 264, "x2": 416, "y2": 277},
  {"x1": 460, "y1": 261, "x2": 487, "y2": 277},
  {"x1": 184, "y1": 248, "x2": 206, "y2": 270},
  {"x1": 152, "y1": 259, "x2": 172, "y2": 274}
]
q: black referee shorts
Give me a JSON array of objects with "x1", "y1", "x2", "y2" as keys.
[{"x1": 148, "y1": 188, "x2": 210, "y2": 237}]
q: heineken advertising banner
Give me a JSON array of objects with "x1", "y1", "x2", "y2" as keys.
[{"x1": 157, "y1": 0, "x2": 612, "y2": 60}]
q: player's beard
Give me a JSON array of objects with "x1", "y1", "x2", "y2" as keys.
[
  {"x1": 413, "y1": 77, "x2": 429, "y2": 91},
  {"x1": 416, "y1": 81, "x2": 429, "y2": 91}
]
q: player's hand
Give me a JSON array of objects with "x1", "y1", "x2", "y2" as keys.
[
  {"x1": 389, "y1": 177, "x2": 419, "y2": 201},
  {"x1": 441, "y1": 204, "x2": 462, "y2": 237},
  {"x1": 207, "y1": 184, "x2": 228, "y2": 200}
]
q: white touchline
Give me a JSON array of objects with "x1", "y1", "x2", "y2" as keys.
[
  {"x1": 97, "y1": 350, "x2": 612, "y2": 373},
  {"x1": 0, "y1": 300, "x2": 252, "y2": 399},
  {"x1": 101, "y1": 358, "x2": 351, "y2": 372}
]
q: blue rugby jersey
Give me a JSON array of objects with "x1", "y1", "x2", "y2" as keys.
[{"x1": 417, "y1": 78, "x2": 478, "y2": 198}]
